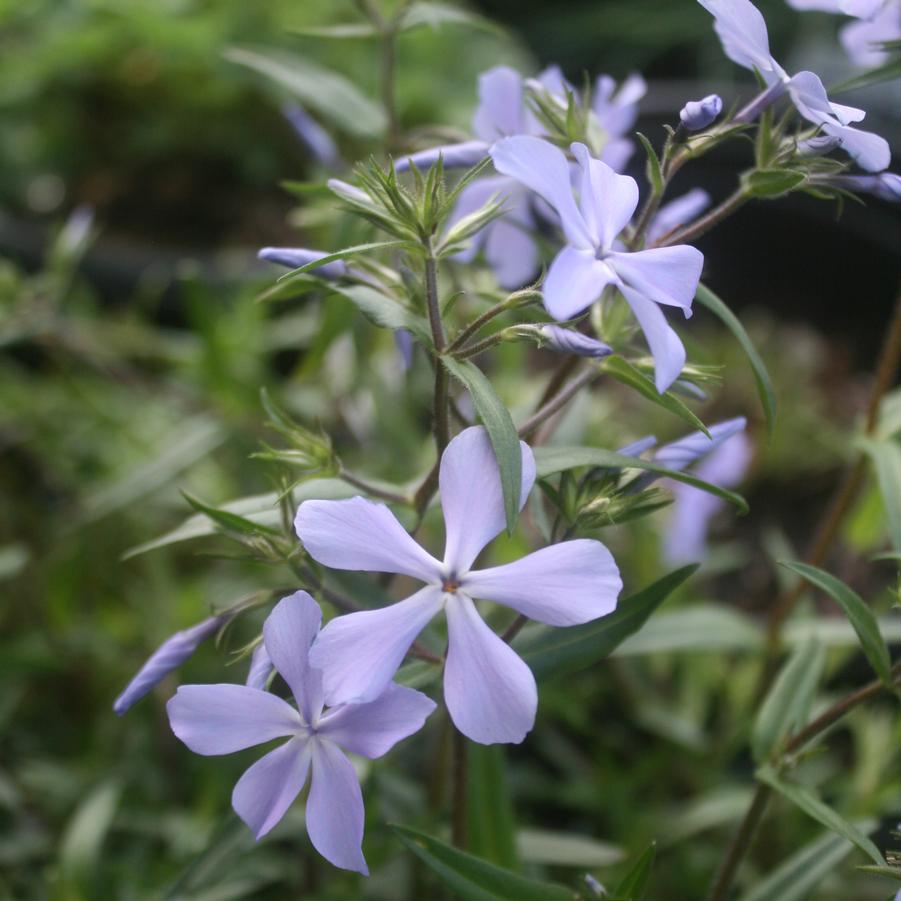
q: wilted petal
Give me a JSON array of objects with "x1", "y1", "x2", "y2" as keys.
[
  {"x1": 441, "y1": 426, "x2": 536, "y2": 574},
  {"x1": 473, "y1": 66, "x2": 525, "y2": 140},
  {"x1": 463, "y1": 539, "x2": 621, "y2": 625},
  {"x1": 306, "y1": 740, "x2": 368, "y2": 874},
  {"x1": 232, "y1": 736, "x2": 311, "y2": 839},
  {"x1": 620, "y1": 285, "x2": 687, "y2": 393},
  {"x1": 491, "y1": 136, "x2": 593, "y2": 249},
  {"x1": 113, "y1": 614, "x2": 225, "y2": 715},
  {"x1": 295, "y1": 497, "x2": 442, "y2": 582},
  {"x1": 263, "y1": 592, "x2": 324, "y2": 724},
  {"x1": 608, "y1": 245, "x2": 703, "y2": 314},
  {"x1": 571, "y1": 143, "x2": 639, "y2": 249},
  {"x1": 167, "y1": 684, "x2": 302, "y2": 755},
  {"x1": 309, "y1": 586, "x2": 445, "y2": 707},
  {"x1": 648, "y1": 189, "x2": 711, "y2": 245},
  {"x1": 444, "y1": 594, "x2": 537, "y2": 744},
  {"x1": 318, "y1": 684, "x2": 437, "y2": 758},
  {"x1": 544, "y1": 246, "x2": 617, "y2": 321}
]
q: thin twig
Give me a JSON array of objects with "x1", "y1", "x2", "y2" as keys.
[
  {"x1": 518, "y1": 367, "x2": 599, "y2": 440},
  {"x1": 655, "y1": 189, "x2": 749, "y2": 247},
  {"x1": 339, "y1": 470, "x2": 411, "y2": 505}
]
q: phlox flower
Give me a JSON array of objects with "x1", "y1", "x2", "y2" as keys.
[
  {"x1": 295, "y1": 426, "x2": 622, "y2": 745},
  {"x1": 491, "y1": 136, "x2": 704, "y2": 393},
  {"x1": 167, "y1": 591, "x2": 436, "y2": 874},
  {"x1": 700, "y1": 0, "x2": 890, "y2": 171}
]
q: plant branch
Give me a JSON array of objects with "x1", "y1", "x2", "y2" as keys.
[
  {"x1": 339, "y1": 469, "x2": 411, "y2": 505},
  {"x1": 518, "y1": 366, "x2": 599, "y2": 440}
]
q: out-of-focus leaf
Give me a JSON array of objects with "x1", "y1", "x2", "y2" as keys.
[
  {"x1": 165, "y1": 815, "x2": 252, "y2": 899},
  {"x1": 857, "y1": 864, "x2": 901, "y2": 882},
  {"x1": 122, "y1": 480, "x2": 355, "y2": 560},
  {"x1": 399, "y1": 2, "x2": 504, "y2": 35},
  {"x1": 58, "y1": 780, "x2": 121, "y2": 894},
  {"x1": 601, "y1": 356, "x2": 710, "y2": 436},
  {"x1": 695, "y1": 283, "x2": 777, "y2": 435},
  {"x1": 181, "y1": 493, "x2": 282, "y2": 538},
  {"x1": 614, "y1": 605, "x2": 762, "y2": 655},
  {"x1": 752, "y1": 637, "x2": 824, "y2": 762},
  {"x1": 82, "y1": 417, "x2": 225, "y2": 523},
  {"x1": 330, "y1": 284, "x2": 431, "y2": 342},
  {"x1": 780, "y1": 561, "x2": 893, "y2": 689},
  {"x1": 860, "y1": 437, "x2": 901, "y2": 551},
  {"x1": 831, "y1": 56, "x2": 901, "y2": 92},
  {"x1": 442, "y1": 356, "x2": 521, "y2": 533},
  {"x1": 613, "y1": 842, "x2": 655, "y2": 901},
  {"x1": 275, "y1": 241, "x2": 410, "y2": 280},
  {"x1": 534, "y1": 445, "x2": 748, "y2": 513},
  {"x1": 0, "y1": 544, "x2": 28, "y2": 581},
  {"x1": 468, "y1": 745, "x2": 517, "y2": 869},
  {"x1": 224, "y1": 47, "x2": 386, "y2": 137},
  {"x1": 784, "y1": 616, "x2": 901, "y2": 648},
  {"x1": 737, "y1": 823, "x2": 877, "y2": 901},
  {"x1": 521, "y1": 565, "x2": 698, "y2": 680},
  {"x1": 757, "y1": 768, "x2": 885, "y2": 865},
  {"x1": 289, "y1": 23, "x2": 378, "y2": 38},
  {"x1": 391, "y1": 825, "x2": 575, "y2": 901},
  {"x1": 661, "y1": 787, "x2": 754, "y2": 845},
  {"x1": 515, "y1": 830, "x2": 623, "y2": 867}
]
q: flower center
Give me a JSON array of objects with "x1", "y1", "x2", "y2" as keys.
[{"x1": 442, "y1": 577, "x2": 460, "y2": 593}]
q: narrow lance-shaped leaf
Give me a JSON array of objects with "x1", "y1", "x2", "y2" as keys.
[
  {"x1": 601, "y1": 356, "x2": 710, "y2": 437},
  {"x1": 752, "y1": 637, "x2": 824, "y2": 763},
  {"x1": 441, "y1": 356, "x2": 522, "y2": 533},
  {"x1": 391, "y1": 825, "x2": 574, "y2": 901},
  {"x1": 860, "y1": 437, "x2": 901, "y2": 552},
  {"x1": 695, "y1": 283, "x2": 777, "y2": 435},
  {"x1": 781, "y1": 561, "x2": 893, "y2": 689},
  {"x1": 330, "y1": 284, "x2": 432, "y2": 343},
  {"x1": 521, "y1": 565, "x2": 699, "y2": 681},
  {"x1": 467, "y1": 745, "x2": 518, "y2": 870},
  {"x1": 737, "y1": 823, "x2": 877, "y2": 901},
  {"x1": 533, "y1": 446, "x2": 748, "y2": 513},
  {"x1": 275, "y1": 241, "x2": 412, "y2": 281},
  {"x1": 613, "y1": 842, "x2": 656, "y2": 901},
  {"x1": 757, "y1": 768, "x2": 886, "y2": 866}
]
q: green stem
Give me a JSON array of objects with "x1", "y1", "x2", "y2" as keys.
[
  {"x1": 453, "y1": 332, "x2": 505, "y2": 360},
  {"x1": 655, "y1": 188, "x2": 749, "y2": 247},
  {"x1": 424, "y1": 252, "x2": 450, "y2": 454},
  {"x1": 518, "y1": 367, "x2": 599, "y2": 440},
  {"x1": 339, "y1": 469, "x2": 411, "y2": 505}
]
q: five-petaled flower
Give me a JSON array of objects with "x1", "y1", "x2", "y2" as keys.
[
  {"x1": 295, "y1": 426, "x2": 622, "y2": 745},
  {"x1": 167, "y1": 591, "x2": 436, "y2": 874},
  {"x1": 700, "y1": 0, "x2": 890, "y2": 171},
  {"x1": 491, "y1": 136, "x2": 704, "y2": 393}
]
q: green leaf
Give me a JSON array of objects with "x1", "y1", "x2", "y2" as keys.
[
  {"x1": 613, "y1": 842, "x2": 656, "y2": 901},
  {"x1": 737, "y1": 823, "x2": 877, "y2": 901},
  {"x1": 533, "y1": 445, "x2": 748, "y2": 513},
  {"x1": 780, "y1": 561, "x2": 893, "y2": 689},
  {"x1": 122, "y1": 480, "x2": 355, "y2": 559},
  {"x1": 399, "y1": 2, "x2": 504, "y2": 35},
  {"x1": 857, "y1": 864, "x2": 901, "y2": 883},
  {"x1": 329, "y1": 283, "x2": 432, "y2": 342},
  {"x1": 636, "y1": 133, "x2": 663, "y2": 195},
  {"x1": 391, "y1": 825, "x2": 575, "y2": 901},
  {"x1": 614, "y1": 605, "x2": 762, "y2": 655},
  {"x1": 742, "y1": 168, "x2": 806, "y2": 198},
  {"x1": 275, "y1": 241, "x2": 411, "y2": 281},
  {"x1": 468, "y1": 745, "x2": 518, "y2": 869},
  {"x1": 224, "y1": 47, "x2": 386, "y2": 137},
  {"x1": 695, "y1": 283, "x2": 777, "y2": 436},
  {"x1": 520, "y1": 565, "x2": 698, "y2": 680},
  {"x1": 289, "y1": 23, "x2": 378, "y2": 38},
  {"x1": 752, "y1": 637, "x2": 824, "y2": 762},
  {"x1": 601, "y1": 356, "x2": 710, "y2": 437},
  {"x1": 181, "y1": 493, "x2": 282, "y2": 538},
  {"x1": 860, "y1": 437, "x2": 901, "y2": 552},
  {"x1": 757, "y1": 768, "x2": 885, "y2": 866},
  {"x1": 441, "y1": 357, "x2": 522, "y2": 533},
  {"x1": 830, "y1": 56, "x2": 901, "y2": 93},
  {"x1": 515, "y1": 830, "x2": 623, "y2": 867},
  {"x1": 58, "y1": 780, "x2": 121, "y2": 895}
]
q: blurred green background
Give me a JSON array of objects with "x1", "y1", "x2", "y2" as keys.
[{"x1": 1, "y1": 1, "x2": 900, "y2": 898}]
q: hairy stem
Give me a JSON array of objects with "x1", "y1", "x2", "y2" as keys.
[
  {"x1": 454, "y1": 332, "x2": 506, "y2": 360},
  {"x1": 656, "y1": 188, "x2": 749, "y2": 247},
  {"x1": 424, "y1": 252, "x2": 451, "y2": 454}
]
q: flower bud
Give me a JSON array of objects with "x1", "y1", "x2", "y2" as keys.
[
  {"x1": 282, "y1": 104, "x2": 340, "y2": 168},
  {"x1": 817, "y1": 172, "x2": 901, "y2": 202},
  {"x1": 394, "y1": 140, "x2": 489, "y2": 173},
  {"x1": 258, "y1": 247, "x2": 348, "y2": 280},
  {"x1": 114, "y1": 615, "x2": 226, "y2": 715},
  {"x1": 538, "y1": 324, "x2": 613, "y2": 358},
  {"x1": 679, "y1": 94, "x2": 723, "y2": 131}
]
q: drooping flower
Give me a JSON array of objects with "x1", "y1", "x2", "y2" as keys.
[
  {"x1": 663, "y1": 429, "x2": 753, "y2": 563},
  {"x1": 114, "y1": 614, "x2": 227, "y2": 716},
  {"x1": 700, "y1": 0, "x2": 890, "y2": 171},
  {"x1": 679, "y1": 94, "x2": 724, "y2": 131},
  {"x1": 491, "y1": 136, "x2": 704, "y2": 392},
  {"x1": 296, "y1": 426, "x2": 621, "y2": 745},
  {"x1": 167, "y1": 591, "x2": 435, "y2": 873},
  {"x1": 787, "y1": 0, "x2": 901, "y2": 68}
]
